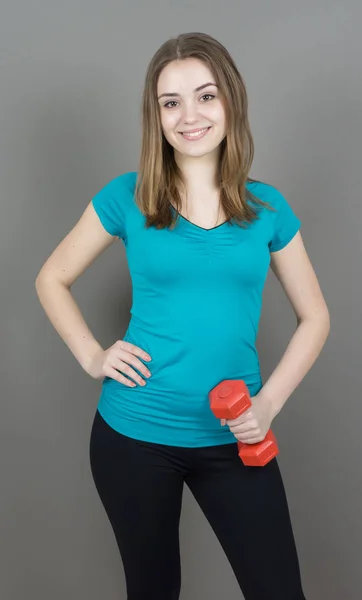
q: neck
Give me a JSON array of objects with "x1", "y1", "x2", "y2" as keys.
[{"x1": 174, "y1": 148, "x2": 220, "y2": 197}]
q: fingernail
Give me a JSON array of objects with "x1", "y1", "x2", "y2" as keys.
[{"x1": 145, "y1": 355, "x2": 152, "y2": 361}]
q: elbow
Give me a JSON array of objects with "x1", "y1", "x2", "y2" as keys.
[
  {"x1": 35, "y1": 271, "x2": 69, "y2": 293},
  {"x1": 318, "y1": 306, "x2": 331, "y2": 331},
  {"x1": 324, "y1": 309, "x2": 331, "y2": 338},
  {"x1": 316, "y1": 309, "x2": 331, "y2": 349},
  {"x1": 297, "y1": 307, "x2": 331, "y2": 331},
  {"x1": 35, "y1": 273, "x2": 42, "y2": 292},
  {"x1": 35, "y1": 272, "x2": 48, "y2": 291},
  {"x1": 35, "y1": 273, "x2": 42, "y2": 289}
]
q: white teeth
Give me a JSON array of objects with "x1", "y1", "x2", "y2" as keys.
[{"x1": 182, "y1": 128, "x2": 208, "y2": 137}]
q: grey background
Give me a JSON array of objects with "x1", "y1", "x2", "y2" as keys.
[{"x1": 2, "y1": 1, "x2": 361, "y2": 598}]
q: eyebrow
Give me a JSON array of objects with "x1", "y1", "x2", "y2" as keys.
[{"x1": 157, "y1": 82, "x2": 218, "y2": 100}]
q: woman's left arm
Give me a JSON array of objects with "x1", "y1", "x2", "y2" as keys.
[{"x1": 260, "y1": 231, "x2": 331, "y2": 419}]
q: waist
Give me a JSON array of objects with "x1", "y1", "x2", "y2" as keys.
[{"x1": 123, "y1": 322, "x2": 260, "y2": 383}]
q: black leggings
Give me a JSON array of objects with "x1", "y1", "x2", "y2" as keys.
[{"x1": 89, "y1": 409, "x2": 306, "y2": 600}]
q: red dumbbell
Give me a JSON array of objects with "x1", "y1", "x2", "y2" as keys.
[{"x1": 209, "y1": 379, "x2": 279, "y2": 467}]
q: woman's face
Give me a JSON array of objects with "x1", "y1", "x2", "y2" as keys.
[{"x1": 157, "y1": 58, "x2": 227, "y2": 160}]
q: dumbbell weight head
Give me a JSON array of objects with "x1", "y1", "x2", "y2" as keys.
[
  {"x1": 237, "y1": 430, "x2": 279, "y2": 467},
  {"x1": 209, "y1": 380, "x2": 251, "y2": 419}
]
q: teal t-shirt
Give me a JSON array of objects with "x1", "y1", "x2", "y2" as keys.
[{"x1": 91, "y1": 171, "x2": 301, "y2": 447}]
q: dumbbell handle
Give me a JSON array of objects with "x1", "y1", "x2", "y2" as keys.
[{"x1": 209, "y1": 379, "x2": 279, "y2": 467}]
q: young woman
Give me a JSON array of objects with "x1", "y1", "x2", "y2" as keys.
[{"x1": 35, "y1": 32, "x2": 330, "y2": 600}]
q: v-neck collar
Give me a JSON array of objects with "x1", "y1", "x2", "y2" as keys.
[{"x1": 170, "y1": 205, "x2": 230, "y2": 232}]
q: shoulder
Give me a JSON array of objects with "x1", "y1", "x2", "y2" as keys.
[
  {"x1": 246, "y1": 179, "x2": 301, "y2": 251},
  {"x1": 106, "y1": 171, "x2": 138, "y2": 195},
  {"x1": 246, "y1": 180, "x2": 288, "y2": 210},
  {"x1": 91, "y1": 171, "x2": 139, "y2": 238}
]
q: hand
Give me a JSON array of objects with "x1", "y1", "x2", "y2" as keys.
[
  {"x1": 221, "y1": 392, "x2": 275, "y2": 444},
  {"x1": 86, "y1": 340, "x2": 152, "y2": 387}
]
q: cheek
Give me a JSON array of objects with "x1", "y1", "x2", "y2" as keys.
[
  {"x1": 161, "y1": 111, "x2": 179, "y2": 133},
  {"x1": 207, "y1": 104, "x2": 226, "y2": 124}
]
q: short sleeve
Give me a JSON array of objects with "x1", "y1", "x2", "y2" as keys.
[
  {"x1": 268, "y1": 187, "x2": 301, "y2": 252},
  {"x1": 91, "y1": 176, "x2": 128, "y2": 239}
]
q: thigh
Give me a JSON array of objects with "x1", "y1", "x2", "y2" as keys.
[
  {"x1": 186, "y1": 443, "x2": 306, "y2": 600},
  {"x1": 89, "y1": 410, "x2": 184, "y2": 600}
]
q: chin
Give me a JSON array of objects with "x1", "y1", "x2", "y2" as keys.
[{"x1": 180, "y1": 145, "x2": 220, "y2": 158}]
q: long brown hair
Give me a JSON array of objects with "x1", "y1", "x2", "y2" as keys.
[{"x1": 135, "y1": 32, "x2": 275, "y2": 230}]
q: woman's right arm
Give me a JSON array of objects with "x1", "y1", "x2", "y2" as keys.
[{"x1": 35, "y1": 202, "x2": 151, "y2": 386}]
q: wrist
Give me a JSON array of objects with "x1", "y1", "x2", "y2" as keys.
[
  {"x1": 257, "y1": 388, "x2": 281, "y2": 420},
  {"x1": 81, "y1": 341, "x2": 104, "y2": 374}
]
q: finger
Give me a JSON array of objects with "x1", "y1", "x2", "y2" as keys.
[
  {"x1": 104, "y1": 366, "x2": 137, "y2": 387},
  {"x1": 229, "y1": 422, "x2": 259, "y2": 434},
  {"x1": 118, "y1": 350, "x2": 152, "y2": 380},
  {"x1": 220, "y1": 419, "x2": 227, "y2": 426},
  {"x1": 118, "y1": 340, "x2": 152, "y2": 362},
  {"x1": 237, "y1": 434, "x2": 265, "y2": 444},
  {"x1": 226, "y1": 413, "x2": 253, "y2": 426},
  {"x1": 114, "y1": 359, "x2": 147, "y2": 386}
]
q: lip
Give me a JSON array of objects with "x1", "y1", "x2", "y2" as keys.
[
  {"x1": 178, "y1": 126, "x2": 212, "y2": 140},
  {"x1": 181, "y1": 127, "x2": 211, "y2": 134}
]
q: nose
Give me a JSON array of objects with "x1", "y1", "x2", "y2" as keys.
[{"x1": 181, "y1": 101, "x2": 200, "y2": 124}]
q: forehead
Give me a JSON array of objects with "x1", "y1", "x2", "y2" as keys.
[{"x1": 157, "y1": 58, "x2": 215, "y2": 93}]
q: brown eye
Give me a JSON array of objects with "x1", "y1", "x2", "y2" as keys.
[
  {"x1": 164, "y1": 100, "x2": 179, "y2": 108},
  {"x1": 200, "y1": 94, "x2": 215, "y2": 101}
]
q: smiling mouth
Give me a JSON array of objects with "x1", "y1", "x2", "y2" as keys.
[{"x1": 179, "y1": 127, "x2": 212, "y2": 140}]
